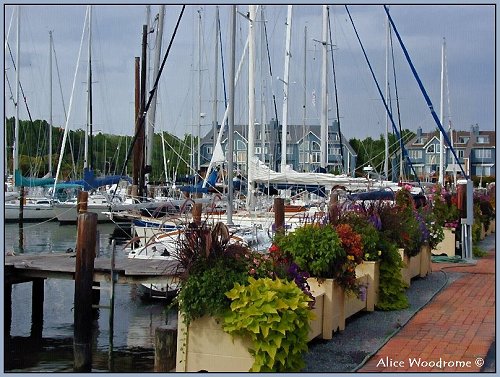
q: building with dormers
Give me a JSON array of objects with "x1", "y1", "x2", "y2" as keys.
[
  {"x1": 404, "y1": 124, "x2": 495, "y2": 182},
  {"x1": 198, "y1": 120, "x2": 357, "y2": 176}
]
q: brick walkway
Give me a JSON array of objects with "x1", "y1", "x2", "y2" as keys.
[{"x1": 358, "y1": 238, "x2": 495, "y2": 373}]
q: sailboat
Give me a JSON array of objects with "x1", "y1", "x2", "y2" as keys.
[
  {"x1": 52, "y1": 6, "x2": 133, "y2": 223},
  {"x1": 4, "y1": 7, "x2": 57, "y2": 222}
]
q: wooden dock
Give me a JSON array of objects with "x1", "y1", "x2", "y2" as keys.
[{"x1": 5, "y1": 252, "x2": 180, "y2": 285}]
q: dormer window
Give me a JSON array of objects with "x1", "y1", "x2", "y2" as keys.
[
  {"x1": 426, "y1": 144, "x2": 440, "y2": 154},
  {"x1": 477, "y1": 135, "x2": 489, "y2": 144},
  {"x1": 457, "y1": 136, "x2": 469, "y2": 144},
  {"x1": 415, "y1": 137, "x2": 426, "y2": 145}
]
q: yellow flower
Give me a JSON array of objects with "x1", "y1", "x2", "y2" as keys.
[
  {"x1": 347, "y1": 255, "x2": 354, "y2": 261},
  {"x1": 377, "y1": 250, "x2": 382, "y2": 256},
  {"x1": 364, "y1": 253, "x2": 370, "y2": 259}
]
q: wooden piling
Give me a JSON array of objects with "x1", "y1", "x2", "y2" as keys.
[
  {"x1": 74, "y1": 211, "x2": 98, "y2": 372},
  {"x1": 274, "y1": 197, "x2": 285, "y2": 234},
  {"x1": 5, "y1": 283, "x2": 12, "y2": 337},
  {"x1": 77, "y1": 191, "x2": 89, "y2": 214},
  {"x1": 154, "y1": 324, "x2": 177, "y2": 372},
  {"x1": 192, "y1": 203, "x2": 203, "y2": 225},
  {"x1": 31, "y1": 278, "x2": 45, "y2": 339}
]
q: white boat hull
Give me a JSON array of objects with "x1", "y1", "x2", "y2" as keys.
[{"x1": 4, "y1": 202, "x2": 56, "y2": 222}]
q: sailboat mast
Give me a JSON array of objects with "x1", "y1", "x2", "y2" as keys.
[
  {"x1": 13, "y1": 6, "x2": 20, "y2": 183},
  {"x1": 438, "y1": 37, "x2": 446, "y2": 186},
  {"x1": 227, "y1": 5, "x2": 236, "y2": 225},
  {"x1": 260, "y1": 6, "x2": 266, "y2": 163},
  {"x1": 212, "y1": 6, "x2": 219, "y2": 150},
  {"x1": 196, "y1": 9, "x2": 202, "y2": 182},
  {"x1": 384, "y1": 11, "x2": 389, "y2": 179},
  {"x1": 247, "y1": 5, "x2": 257, "y2": 209},
  {"x1": 302, "y1": 25, "x2": 307, "y2": 172},
  {"x1": 146, "y1": 5, "x2": 165, "y2": 181},
  {"x1": 84, "y1": 5, "x2": 92, "y2": 170},
  {"x1": 320, "y1": 5, "x2": 328, "y2": 170},
  {"x1": 49, "y1": 31, "x2": 53, "y2": 176},
  {"x1": 280, "y1": 5, "x2": 292, "y2": 173}
]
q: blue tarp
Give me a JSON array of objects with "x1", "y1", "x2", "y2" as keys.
[
  {"x1": 178, "y1": 169, "x2": 218, "y2": 194},
  {"x1": 65, "y1": 168, "x2": 131, "y2": 191}
]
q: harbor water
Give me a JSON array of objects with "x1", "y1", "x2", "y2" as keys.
[{"x1": 4, "y1": 221, "x2": 177, "y2": 372}]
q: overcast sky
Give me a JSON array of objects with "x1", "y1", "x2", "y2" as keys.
[{"x1": 3, "y1": 3, "x2": 495, "y2": 144}]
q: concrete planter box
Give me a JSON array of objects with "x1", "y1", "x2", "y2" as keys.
[
  {"x1": 176, "y1": 291, "x2": 325, "y2": 372},
  {"x1": 355, "y1": 261, "x2": 380, "y2": 311},
  {"x1": 420, "y1": 244, "x2": 432, "y2": 277},
  {"x1": 434, "y1": 227, "x2": 455, "y2": 257}
]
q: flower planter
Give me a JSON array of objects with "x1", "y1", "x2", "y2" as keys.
[
  {"x1": 307, "y1": 278, "x2": 345, "y2": 339},
  {"x1": 344, "y1": 274, "x2": 369, "y2": 319},
  {"x1": 480, "y1": 223, "x2": 486, "y2": 240},
  {"x1": 176, "y1": 315, "x2": 253, "y2": 372},
  {"x1": 419, "y1": 244, "x2": 432, "y2": 277},
  {"x1": 488, "y1": 219, "x2": 496, "y2": 234},
  {"x1": 398, "y1": 249, "x2": 420, "y2": 286},
  {"x1": 176, "y1": 290, "x2": 326, "y2": 372},
  {"x1": 434, "y1": 227, "x2": 455, "y2": 257},
  {"x1": 355, "y1": 261, "x2": 380, "y2": 311}
]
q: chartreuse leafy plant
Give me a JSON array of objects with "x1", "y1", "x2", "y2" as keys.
[{"x1": 223, "y1": 277, "x2": 314, "y2": 372}]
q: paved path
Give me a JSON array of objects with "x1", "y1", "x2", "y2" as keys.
[{"x1": 358, "y1": 235, "x2": 495, "y2": 373}]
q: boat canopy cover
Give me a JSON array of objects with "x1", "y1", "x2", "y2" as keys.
[
  {"x1": 65, "y1": 168, "x2": 131, "y2": 191},
  {"x1": 14, "y1": 169, "x2": 55, "y2": 187},
  {"x1": 347, "y1": 189, "x2": 395, "y2": 201},
  {"x1": 178, "y1": 168, "x2": 218, "y2": 194}
]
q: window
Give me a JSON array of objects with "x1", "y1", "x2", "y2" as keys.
[
  {"x1": 457, "y1": 150, "x2": 464, "y2": 159},
  {"x1": 477, "y1": 135, "x2": 489, "y2": 144},
  {"x1": 426, "y1": 144, "x2": 440, "y2": 154},
  {"x1": 475, "y1": 149, "x2": 492, "y2": 159},
  {"x1": 457, "y1": 136, "x2": 469, "y2": 144},
  {"x1": 299, "y1": 152, "x2": 309, "y2": 163},
  {"x1": 286, "y1": 145, "x2": 294, "y2": 155},
  {"x1": 328, "y1": 145, "x2": 341, "y2": 156},
  {"x1": 236, "y1": 151, "x2": 247, "y2": 163},
  {"x1": 409, "y1": 150, "x2": 423, "y2": 159},
  {"x1": 310, "y1": 152, "x2": 321, "y2": 163},
  {"x1": 415, "y1": 137, "x2": 426, "y2": 145},
  {"x1": 475, "y1": 166, "x2": 491, "y2": 176},
  {"x1": 311, "y1": 141, "x2": 320, "y2": 151},
  {"x1": 206, "y1": 146, "x2": 213, "y2": 155},
  {"x1": 236, "y1": 140, "x2": 246, "y2": 150}
]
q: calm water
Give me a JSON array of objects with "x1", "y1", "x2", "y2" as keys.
[{"x1": 4, "y1": 221, "x2": 177, "y2": 372}]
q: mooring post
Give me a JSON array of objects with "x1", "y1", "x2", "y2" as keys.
[
  {"x1": 192, "y1": 202, "x2": 203, "y2": 225},
  {"x1": 30, "y1": 278, "x2": 45, "y2": 339},
  {"x1": 5, "y1": 283, "x2": 12, "y2": 338},
  {"x1": 74, "y1": 211, "x2": 98, "y2": 372},
  {"x1": 77, "y1": 191, "x2": 89, "y2": 214},
  {"x1": 19, "y1": 186, "x2": 24, "y2": 252},
  {"x1": 154, "y1": 324, "x2": 178, "y2": 372},
  {"x1": 274, "y1": 197, "x2": 285, "y2": 234}
]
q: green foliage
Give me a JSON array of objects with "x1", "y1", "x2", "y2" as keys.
[
  {"x1": 223, "y1": 277, "x2": 314, "y2": 372},
  {"x1": 473, "y1": 245, "x2": 488, "y2": 258},
  {"x1": 172, "y1": 222, "x2": 255, "y2": 325},
  {"x1": 375, "y1": 238, "x2": 409, "y2": 311},
  {"x1": 5, "y1": 116, "x2": 192, "y2": 181},
  {"x1": 176, "y1": 259, "x2": 248, "y2": 325},
  {"x1": 274, "y1": 224, "x2": 344, "y2": 278}
]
